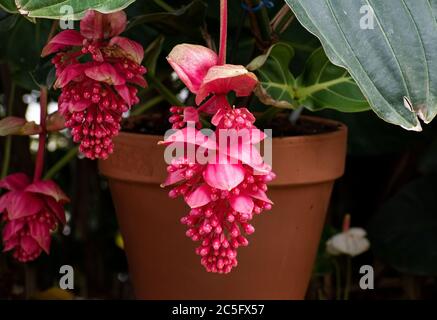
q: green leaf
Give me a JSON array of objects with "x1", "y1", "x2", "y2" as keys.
[
  {"x1": 0, "y1": 0, "x2": 18, "y2": 13},
  {"x1": 285, "y1": 0, "x2": 437, "y2": 131},
  {"x1": 143, "y1": 35, "x2": 164, "y2": 76},
  {"x1": 14, "y1": 0, "x2": 135, "y2": 20},
  {"x1": 297, "y1": 48, "x2": 370, "y2": 112},
  {"x1": 128, "y1": 0, "x2": 207, "y2": 36},
  {"x1": 0, "y1": 13, "x2": 18, "y2": 31},
  {"x1": 368, "y1": 175, "x2": 437, "y2": 276},
  {"x1": 247, "y1": 42, "x2": 296, "y2": 109}
]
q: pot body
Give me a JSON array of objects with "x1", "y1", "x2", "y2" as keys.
[{"x1": 99, "y1": 116, "x2": 347, "y2": 299}]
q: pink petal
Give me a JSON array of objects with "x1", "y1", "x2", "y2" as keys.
[
  {"x1": 0, "y1": 173, "x2": 30, "y2": 191},
  {"x1": 2, "y1": 220, "x2": 25, "y2": 241},
  {"x1": 7, "y1": 191, "x2": 44, "y2": 220},
  {"x1": 69, "y1": 100, "x2": 92, "y2": 112},
  {"x1": 45, "y1": 197, "x2": 66, "y2": 224},
  {"x1": 0, "y1": 193, "x2": 9, "y2": 213},
  {"x1": 167, "y1": 44, "x2": 218, "y2": 93},
  {"x1": 85, "y1": 63, "x2": 125, "y2": 85},
  {"x1": 246, "y1": 189, "x2": 273, "y2": 204},
  {"x1": 159, "y1": 127, "x2": 217, "y2": 150},
  {"x1": 114, "y1": 84, "x2": 133, "y2": 106},
  {"x1": 25, "y1": 180, "x2": 69, "y2": 203},
  {"x1": 3, "y1": 237, "x2": 19, "y2": 252},
  {"x1": 199, "y1": 95, "x2": 231, "y2": 115},
  {"x1": 183, "y1": 107, "x2": 199, "y2": 123},
  {"x1": 29, "y1": 220, "x2": 51, "y2": 254},
  {"x1": 185, "y1": 184, "x2": 212, "y2": 208},
  {"x1": 130, "y1": 74, "x2": 147, "y2": 88},
  {"x1": 230, "y1": 194, "x2": 254, "y2": 214},
  {"x1": 203, "y1": 164, "x2": 245, "y2": 191},
  {"x1": 54, "y1": 63, "x2": 90, "y2": 88},
  {"x1": 41, "y1": 30, "x2": 84, "y2": 57},
  {"x1": 20, "y1": 235, "x2": 41, "y2": 256},
  {"x1": 80, "y1": 10, "x2": 127, "y2": 40},
  {"x1": 161, "y1": 169, "x2": 186, "y2": 187},
  {"x1": 221, "y1": 135, "x2": 267, "y2": 173},
  {"x1": 196, "y1": 64, "x2": 258, "y2": 105},
  {"x1": 109, "y1": 36, "x2": 144, "y2": 64}
]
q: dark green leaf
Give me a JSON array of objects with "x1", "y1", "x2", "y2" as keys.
[
  {"x1": 368, "y1": 175, "x2": 437, "y2": 276},
  {"x1": 15, "y1": 0, "x2": 135, "y2": 19},
  {"x1": 297, "y1": 48, "x2": 369, "y2": 112},
  {"x1": 143, "y1": 35, "x2": 164, "y2": 75},
  {"x1": 285, "y1": 0, "x2": 437, "y2": 131},
  {"x1": 247, "y1": 42, "x2": 296, "y2": 109},
  {"x1": 128, "y1": 0, "x2": 207, "y2": 36},
  {"x1": 0, "y1": 0, "x2": 18, "y2": 13}
]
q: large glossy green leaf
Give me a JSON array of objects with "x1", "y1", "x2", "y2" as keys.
[
  {"x1": 285, "y1": 0, "x2": 437, "y2": 131},
  {"x1": 0, "y1": 0, "x2": 17, "y2": 13},
  {"x1": 368, "y1": 175, "x2": 437, "y2": 275},
  {"x1": 247, "y1": 42, "x2": 296, "y2": 109},
  {"x1": 12, "y1": 0, "x2": 135, "y2": 19},
  {"x1": 298, "y1": 48, "x2": 369, "y2": 112},
  {"x1": 248, "y1": 43, "x2": 369, "y2": 112}
]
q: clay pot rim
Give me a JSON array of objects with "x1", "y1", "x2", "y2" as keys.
[{"x1": 118, "y1": 115, "x2": 346, "y2": 143}]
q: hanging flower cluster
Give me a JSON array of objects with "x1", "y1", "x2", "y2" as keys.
[
  {"x1": 162, "y1": 44, "x2": 275, "y2": 273},
  {"x1": 0, "y1": 173, "x2": 68, "y2": 262},
  {"x1": 42, "y1": 10, "x2": 147, "y2": 159}
]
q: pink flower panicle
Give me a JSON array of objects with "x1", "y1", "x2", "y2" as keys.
[
  {"x1": 0, "y1": 173, "x2": 69, "y2": 262},
  {"x1": 163, "y1": 43, "x2": 275, "y2": 273},
  {"x1": 163, "y1": 106, "x2": 275, "y2": 273},
  {"x1": 42, "y1": 10, "x2": 147, "y2": 159}
]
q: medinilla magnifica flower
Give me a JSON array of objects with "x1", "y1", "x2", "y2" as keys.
[
  {"x1": 0, "y1": 173, "x2": 69, "y2": 262},
  {"x1": 42, "y1": 10, "x2": 146, "y2": 159},
  {"x1": 161, "y1": 109, "x2": 274, "y2": 273}
]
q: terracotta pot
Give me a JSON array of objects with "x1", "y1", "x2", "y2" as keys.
[{"x1": 99, "y1": 116, "x2": 347, "y2": 299}]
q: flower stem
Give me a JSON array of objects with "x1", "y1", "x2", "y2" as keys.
[
  {"x1": 344, "y1": 256, "x2": 352, "y2": 300},
  {"x1": 153, "y1": 0, "x2": 175, "y2": 12},
  {"x1": 131, "y1": 96, "x2": 164, "y2": 116},
  {"x1": 333, "y1": 258, "x2": 342, "y2": 300},
  {"x1": 33, "y1": 86, "x2": 48, "y2": 182},
  {"x1": 44, "y1": 146, "x2": 78, "y2": 180},
  {"x1": 1, "y1": 82, "x2": 15, "y2": 179},
  {"x1": 218, "y1": 0, "x2": 228, "y2": 65},
  {"x1": 146, "y1": 74, "x2": 182, "y2": 106}
]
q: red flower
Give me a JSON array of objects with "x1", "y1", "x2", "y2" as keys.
[
  {"x1": 161, "y1": 109, "x2": 274, "y2": 273},
  {"x1": 42, "y1": 10, "x2": 147, "y2": 159},
  {"x1": 0, "y1": 173, "x2": 69, "y2": 262}
]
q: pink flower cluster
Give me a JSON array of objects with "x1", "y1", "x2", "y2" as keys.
[
  {"x1": 162, "y1": 44, "x2": 274, "y2": 273},
  {"x1": 0, "y1": 174, "x2": 68, "y2": 262},
  {"x1": 42, "y1": 10, "x2": 146, "y2": 159}
]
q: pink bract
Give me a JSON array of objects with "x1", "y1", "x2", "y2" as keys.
[
  {"x1": 0, "y1": 173, "x2": 69, "y2": 262},
  {"x1": 167, "y1": 44, "x2": 258, "y2": 114}
]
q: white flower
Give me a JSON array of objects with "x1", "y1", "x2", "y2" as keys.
[{"x1": 326, "y1": 228, "x2": 370, "y2": 257}]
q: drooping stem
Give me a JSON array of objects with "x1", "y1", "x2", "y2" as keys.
[
  {"x1": 33, "y1": 87, "x2": 48, "y2": 182},
  {"x1": 44, "y1": 146, "x2": 78, "y2": 180},
  {"x1": 153, "y1": 0, "x2": 175, "y2": 12},
  {"x1": 218, "y1": 0, "x2": 228, "y2": 65},
  {"x1": 131, "y1": 96, "x2": 164, "y2": 116},
  {"x1": 344, "y1": 256, "x2": 352, "y2": 300},
  {"x1": 332, "y1": 258, "x2": 342, "y2": 300},
  {"x1": 146, "y1": 74, "x2": 182, "y2": 106},
  {"x1": 1, "y1": 82, "x2": 16, "y2": 178}
]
